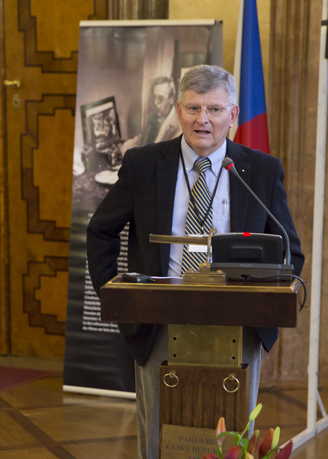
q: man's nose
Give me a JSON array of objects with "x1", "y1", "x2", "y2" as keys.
[{"x1": 195, "y1": 108, "x2": 210, "y2": 122}]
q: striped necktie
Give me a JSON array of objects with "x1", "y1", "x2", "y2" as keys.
[{"x1": 181, "y1": 157, "x2": 213, "y2": 275}]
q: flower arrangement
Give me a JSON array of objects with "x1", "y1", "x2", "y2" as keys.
[{"x1": 202, "y1": 404, "x2": 293, "y2": 459}]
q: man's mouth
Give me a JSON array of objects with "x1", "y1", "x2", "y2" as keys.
[{"x1": 195, "y1": 129, "x2": 210, "y2": 134}]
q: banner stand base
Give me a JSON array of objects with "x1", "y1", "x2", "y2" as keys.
[{"x1": 62, "y1": 385, "x2": 136, "y2": 400}]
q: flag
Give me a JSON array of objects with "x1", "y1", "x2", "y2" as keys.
[{"x1": 230, "y1": 0, "x2": 270, "y2": 154}]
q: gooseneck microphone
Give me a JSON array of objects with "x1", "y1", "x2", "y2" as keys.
[{"x1": 222, "y1": 157, "x2": 292, "y2": 265}]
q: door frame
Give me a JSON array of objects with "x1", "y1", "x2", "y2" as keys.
[{"x1": 0, "y1": 0, "x2": 10, "y2": 354}]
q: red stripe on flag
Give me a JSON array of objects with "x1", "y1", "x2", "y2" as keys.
[{"x1": 234, "y1": 112, "x2": 270, "y2": 154}]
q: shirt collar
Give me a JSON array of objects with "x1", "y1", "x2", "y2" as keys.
[{"x1": 180, "y1": 136, "x2": 227, "y2": 176}]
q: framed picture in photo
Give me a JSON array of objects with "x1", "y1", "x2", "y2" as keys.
[{"x1": 80, "y1": 96, "x2": 121, "y2": 152}]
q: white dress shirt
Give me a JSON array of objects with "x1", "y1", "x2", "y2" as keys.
[{"x1": 168, "y1": 136, "x2": 231, "y2": 276}]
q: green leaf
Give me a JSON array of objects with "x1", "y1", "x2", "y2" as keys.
[
  {"x1": 242, "y1": 439, "x2": 250, "y2": 453},
  {"x1": 217, "y1": 432, "x2": 233, "y2": 441},
  {"x1": 233, "y1": 433, "x2": 242, "y2": 445}
]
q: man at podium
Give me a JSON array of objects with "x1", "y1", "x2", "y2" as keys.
[{"x1": 87, "y1": 65, "x2": 304, "y2": 459}]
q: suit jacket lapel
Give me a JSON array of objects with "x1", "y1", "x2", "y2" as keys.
[
  {"x1": 156, "y1": 136, "x2": 181, "y2": 275},
  {"x1": 226, "y1": 139, "x2": 251, "y2": 232}
]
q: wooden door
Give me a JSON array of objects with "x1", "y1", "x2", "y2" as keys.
[{"x1": 0, "y1": 0, "x2": 108, "y2": 356}]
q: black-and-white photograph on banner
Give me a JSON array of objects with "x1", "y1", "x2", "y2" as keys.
[{"x1": 64, "y1": 20, "x2": 223, "y2": 397}]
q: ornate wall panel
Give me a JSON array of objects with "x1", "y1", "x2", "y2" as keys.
[
  {"x1": 23, "y1": 257, "x2": 68, "y2": 334},
  {"x1": 22, "y1": 97, "x2": 75, "y2": 240},
  {"x1": 2, "y1": 0, "x2": 107, "y2": 356}
]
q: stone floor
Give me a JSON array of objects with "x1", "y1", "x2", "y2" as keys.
[{"x1": 0, "y1": 355, "x2": 327, "y2": 459}]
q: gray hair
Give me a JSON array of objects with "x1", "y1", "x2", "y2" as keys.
[{"x1": 178, "y1": 65, "x2": 236, "y2": 105}]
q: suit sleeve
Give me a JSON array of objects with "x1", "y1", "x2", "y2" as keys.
[{"x1": 87, "y1": 153, "x2": 134, "y2": 296}]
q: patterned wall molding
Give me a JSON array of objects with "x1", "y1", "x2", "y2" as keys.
[
  {"x1": 88, "y1": 0, "x2": 109, "y2": 20},
  {"x1": 23, "y1": 256, "x2": 68, "y2": 335},
  {"x1": 21, "y1": 95, "x2": 76, "y2": 241},
  {"x1": 18, "y1": 0, "x2": 108, "y2": 73}
]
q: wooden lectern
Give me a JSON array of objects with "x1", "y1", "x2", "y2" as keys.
[{"x1": 100, "y1": 276, "x2": 301, "y2": 438}]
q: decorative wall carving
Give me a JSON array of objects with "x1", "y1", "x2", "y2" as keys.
[
  {"x1": 21, "y1": 96, "x2": 75, "y2": 241},
  {"x1": 23, "y1": 257, "x2": 68, "y2": 335}
]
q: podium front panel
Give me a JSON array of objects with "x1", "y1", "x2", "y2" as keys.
[
  {"x1": 100, "y1": 277, "x2": 301, "y2": 328},
  {"x1": 160, "y1": 363, "x2": 249, "y2": 432}
]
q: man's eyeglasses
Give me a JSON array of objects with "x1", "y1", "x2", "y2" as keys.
[{"x1": 181, "y1": 104, "x2": 233, "y2": 117}]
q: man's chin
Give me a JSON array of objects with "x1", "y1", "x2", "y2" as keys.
[
  {"x1": 192, "y1": 146, "x2": 215, "y2": 157},
  {"x1": 188, "y1": 139, "x2": 214, "y2": 156}
]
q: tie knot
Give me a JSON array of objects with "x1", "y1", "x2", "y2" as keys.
[{"x1": 194, "y1": 157, "x2": 211, "y2": 175}]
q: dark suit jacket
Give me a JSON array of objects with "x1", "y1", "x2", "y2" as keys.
[{"x1": 87, "y1": 135, "x2": 304, "y2": 365}]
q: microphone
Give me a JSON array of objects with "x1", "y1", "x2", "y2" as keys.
[{"x1": 222, "y1": 157, "x2": 292, "y2": 265}]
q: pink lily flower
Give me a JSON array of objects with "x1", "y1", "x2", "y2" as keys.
[
  {"x1": 223, "y1": 446, "x2": 240, "y2": 459},
  {"x1": 259, "y1": 428, "x2": 274, "y2": 458},
  {"x1": 216, "y1": 417, "x2": 226, "y2": 446},
  {"x1": 275, "y1": 440, "x2": 293, "y2": 459},
  {"x1": 247, "y1": 430, "x2": 260, "y2": 455}
]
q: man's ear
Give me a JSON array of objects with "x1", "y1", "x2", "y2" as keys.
[{"x1": 229, "y1": 105, "x2": 239, "y2": 128}]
